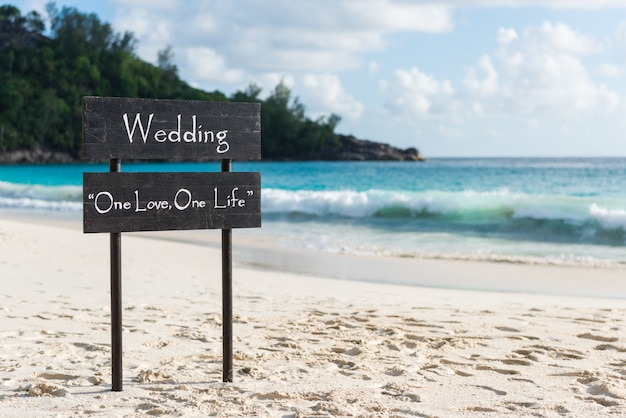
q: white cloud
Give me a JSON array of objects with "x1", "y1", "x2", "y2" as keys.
[
  {"x1": 526, "y1": 21, "x2": 604, "y2": 55},
  {"x1": 592, "y1": 21, "x2": 626, "y2": 79},
  {"x1": 302, "y1": 74, "x2": 364, "y2": 121},
  {"x1": 380, "y1": 68, "x2": 456, "y2": 117},
  {"x1": 112, "y1": 0, "x2": 453, "y2": 78},
  {"x1": 493, "y1": 22, "x2": 619, "y2": 115},
  {"x1": 440, "y1": 0, "x2": 626, "y2": 8},
  {"x1": 368, "y1": 61, "x2": 380, "y2": 75},
  {"x1": 383, "y1": 20, "x2": 620, "y2": 124},
  {"x1": 182, "y1": 47, "x2": 244, "y2": 84},
  {"x1": 615, "y1": 20, "x2": 626, "y2": 43},
  {"x1": 108, "y1": 0, "x2": 622, "y2": 129},
  {"x1": 471, "y1": 101, "x2": 485, "y2": 116},
  {"x1": 597, "y1": 63, "x2": 624, "y2": 77},
  {"x1": 114, "y1": 0, "x2": 174, "y2": 8},
  {"x1": 255, "y1": 74, "x2": 297, "y2": 99},
  {"x1": 341, "y1": 1, "x2": 453, "y2": 33},
  {"x1": 463, "y1": 54, "x2": 498, "y2": 98},
  {"x1": 22, "y1": 0, "x2": 47, "y2": 15},
  {"x1": 497, "y1": 28, "x2": 518, "y2": 45},
  {"x1": 114, "y1": 7, "x2": 172, "y2": 63}
]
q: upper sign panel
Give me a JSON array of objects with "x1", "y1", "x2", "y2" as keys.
[{"x1": 83, "y1": 96, "x2": 261, "y2": 160}]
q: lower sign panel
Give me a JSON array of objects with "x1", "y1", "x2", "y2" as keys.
[{"x1": 83, "y1": 172, "x2": 261, "y2": 233}]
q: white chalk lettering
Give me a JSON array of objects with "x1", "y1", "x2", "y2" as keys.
[
  {"x1": 122, "y1": 113, "x2": 154, "y2": 144},
  {"x1": 134, "y1": 190, "x2": 147, "y2": 212},
  {"x1": 174, "y1": 189, "x2": 206, "y2": 209},
  {"x1": 217, "y1": 130, "x2": 229, "y2": 153},
  {"x1": 168, "y1": 114, "x2": 182, "y2": 142},
  {"x1": 214, "y1": 187, "x2": 245, "y2": 209},
  {"x1": 119, "y1": 113, "x2": 230, "y2": 152},
  {"x1": 113, "y1": 200, "x2": 131, "y2": 210},
  {"x1": 94, "y1": 191, "x2": 114, "y2": 214},
  {"x1": 174, "y1": 188, "x2": 192, "y2": 210},
  {"x1": 93, "y1": 192, "x2": 132, "y2": 213},
  {"x1": 183, "y1": 115, "x2": 197, "y2": 142},
  {"x1": 135, "y1": 190, "x2": 172, "y2": 212},
  {"x1": 154, "y1": 130, "x2": 166, "y2": 142}
]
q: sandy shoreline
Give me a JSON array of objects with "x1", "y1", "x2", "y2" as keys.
[
  {"x1": 5, "y1": 208, "x2": 626, "y2": 299},
  {"x1": 1, "y1": 217, "x2": 625, "y2": 417}
]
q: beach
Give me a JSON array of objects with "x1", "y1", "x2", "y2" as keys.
[{"x1": 0, "y1": 217, "x2": 625, "y2": 417}]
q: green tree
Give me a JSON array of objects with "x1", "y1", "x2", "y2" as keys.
[
  {"x1": 0, "y1": 3, "x2": 342, "y2": 159},
  {"x1": 238, "y1": 81, "x2": 340, "y2": 159},
  {"x1": 157, "y1": 45, "x2": 177, "y2": 74}
]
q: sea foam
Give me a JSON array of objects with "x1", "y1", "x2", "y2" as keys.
[{"x1": 0, "y1": 181, "x2": 82, "y2": 211}]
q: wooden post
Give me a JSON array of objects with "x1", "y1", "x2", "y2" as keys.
[
  {"x1": 109, "y1": 159, "x2": 123, "y2": 391},
  {"x1": 82, "y1": 97, "x2": 261, "y2": 391},
  {"x1": 222, "y1": 159, "x2": 233, "y2": 382}
]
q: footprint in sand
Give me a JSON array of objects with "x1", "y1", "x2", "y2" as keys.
[
  {"x1": 24, "y1": 381, "x2": 68, "y2": 397},
  {"x1": 496, "y1": 326, "x2": 521, "y2": 332},
  {"x1": 384, "y1": 367, "x2": 404, "y2": 377},
  {"x1": 475, "y1": 385, "x2": 507, "y2": 396},
  {"x1": 381, "y1": 382, "x2": 421, "y2": 402},
  {"x1": 37, "y1": 372, "x2": 79, "y2": 380},
  {"x1": 475, "y1": 365, "x2": 520, "y2": 375},
  {"x1": 550, "y1": 370, "x2": 625, "y2": 408},
  {"x1": 501, "y1": 358, "x2": 532, "y2": 366},
  {"x1": 143, "y1": 339, "x2": 169, "y2": 348},
  {"x1": 577, "y1": 333, "x2": 618, "y2": 343},
  {"x1": 521, "y1": 344, "x2": 585, "y2": 360},
  {"x1": 270, "y1": 336, "x2": 301, "y2": 350},
  {"x1": 330, "y1": 345, "x2": 363, "y2": 356},
  {"x1": 73, "y1": 342, "x2": 109, "y2": 352},
  {"x1": 594, "y1": 344, "x2": 626, "y2": 352},
  {"x1": 136, "y1": 369, "x2": 174, "y2": 384}
]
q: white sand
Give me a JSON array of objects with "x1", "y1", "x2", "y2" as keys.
[{"x1": 0, "y1": 218, "x2": 625, "y2": 417}]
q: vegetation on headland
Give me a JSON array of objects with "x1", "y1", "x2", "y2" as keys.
[{"x1": 0, "y1": 3, "x2": 423, "y2": 162}]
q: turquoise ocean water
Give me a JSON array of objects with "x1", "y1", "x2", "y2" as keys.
[{"x1": 2, "y1": 158, "x2": 626, "y2": 267}]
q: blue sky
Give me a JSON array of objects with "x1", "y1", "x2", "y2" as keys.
[{"x1": 13, "y1": 0, "x2": 626, "y2": 157}]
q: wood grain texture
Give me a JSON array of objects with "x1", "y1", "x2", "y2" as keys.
[
  {"x1": 83, "y1": 172, "x2": 261, "y2": 233},
  {"x1": 83, "y1": 97, "x2": 261, "y2": 160}
]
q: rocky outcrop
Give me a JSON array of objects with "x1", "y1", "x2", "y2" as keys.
[
  {"x1": 301, "y1": 135, "x2": 426, "y2": 161},
  {"x1": 0, "y1": 145, "x2": 75, "y2": 164},
  {"x1": 0, "y1": 135, "x2": 426, "y2": 163}
]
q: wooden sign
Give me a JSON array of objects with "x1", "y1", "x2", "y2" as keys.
[
  {"x1": 82, "y1": 96, "x2": 261, "y2": 390},
  {"x1": 83, "y1": 97, "x2": 261, "y2": 160},
  {"x1": 83, "y1": 172, "x2": 261, "y2": 233}
]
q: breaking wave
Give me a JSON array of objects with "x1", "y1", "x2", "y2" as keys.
[
  {"x1": 0, "y1": 181, "x2": 82, "y2": 211},
  {"x1": 262, "y1": 188, "x2": 626, "y2": 247}
]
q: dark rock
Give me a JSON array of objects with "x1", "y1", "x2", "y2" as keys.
[
  {"x1": 0, "y1": 144, "x2": 74, "y2": 164},
  {"x1": 0, "y1": 135, "x2": 426, "y2": 163},
  {"x1": 300, "y1": 135, "x2": 426, "y2": 161}
]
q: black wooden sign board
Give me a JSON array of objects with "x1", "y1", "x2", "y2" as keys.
[
  {"x1": 83, "y1": 96, "x2": 261, "y2": 160},
  {"x1": 83, "y1": 172, "x2": 261, "y2": 233},
  {"x1": 82, "y1": 96, "x2": 261, "y2": 390}
]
